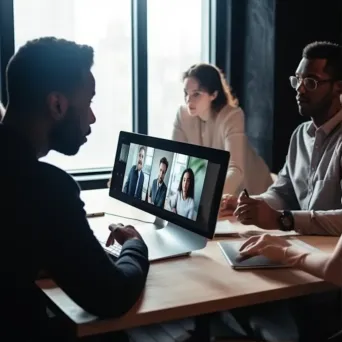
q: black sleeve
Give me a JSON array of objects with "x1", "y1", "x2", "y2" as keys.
[
  {"x1": 123, "y1": 167, "x2": 132, "y2": 194},
  {"x1": 38, "y1": 164, "x2": 150, "y2": 318}
]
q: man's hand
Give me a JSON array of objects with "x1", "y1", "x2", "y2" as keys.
[
  {"x1": 238, "y1": 234, "x2": 291, "y2": 262},
  {"x1": 234, "y1": 191, "x2": 281, "y2": 230},
  {"x1": 219, "y1": 194, "x2": 238, "y2": 217},
  {"x1": 106, "y1": 223, "x2": 143, "y2": 246}
]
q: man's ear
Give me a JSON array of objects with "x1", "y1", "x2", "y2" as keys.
[
  {"x1": 46, "y1": 92, "x2": 68, "y2": 121},
  {"x1": 334, "y1": 81, "x2": 342, "y2": 96}
]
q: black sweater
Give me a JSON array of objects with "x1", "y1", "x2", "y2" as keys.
[{"x1": 0, "y1": 123, "x2": 150, "y2": 340}]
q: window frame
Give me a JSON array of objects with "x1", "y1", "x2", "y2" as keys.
[{"x1": 0, "y1": 0, "x2": 222, "y2": 190}]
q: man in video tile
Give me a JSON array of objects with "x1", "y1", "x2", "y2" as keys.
[
  {"x1": 123, "y1": 145, "x2": 146, "y2": 200},
  {"x1": 148, "y1": 157, "x2": 168, "y2": 208}
]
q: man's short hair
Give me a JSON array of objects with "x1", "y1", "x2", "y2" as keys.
[
  {"x1": 303, "y1": 41, "x2": 342, "y2": 80},
  {"x1": 6, "y1": 37, "x2": 94, "y2": 112},
  {"x1": 159, "y1": 157, "x2": 169, "y2": 170},
  {"x1": 139, "y1": 145, "x2": 146, "y2": 154}
]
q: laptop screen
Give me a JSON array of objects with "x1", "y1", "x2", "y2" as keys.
[{"x1": 109, "y1": 131, "x2": 229, "y2": 239}]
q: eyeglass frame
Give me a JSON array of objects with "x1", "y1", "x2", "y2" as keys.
[{"x1": 289, "y1": 75, "x2": 335, "y2": 91}]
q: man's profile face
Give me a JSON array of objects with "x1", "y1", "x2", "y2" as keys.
[
  {"x1": 158, "y1": 162, "x2": 167, "y2": 183},
  {"x1": 49, "y1": 71, "x2": 96, "y2": 155},
  {"x1": 136, "y1": 148, "x2": 145, "y2": 170},
  {"x1": 295, "y1": 58, "x2": 335, "y2": 118}
]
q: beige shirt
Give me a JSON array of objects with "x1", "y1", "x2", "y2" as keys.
[
  {"x1": 172, "y1": 105, "x2": 272, "y2": 196},
  {"x1": 260, "y1": 109, "x2": 342, "y2": 236}
]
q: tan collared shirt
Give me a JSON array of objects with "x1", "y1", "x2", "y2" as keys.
[{"x1": 260, "y1": 109, "x2": 342, "y2": 235}]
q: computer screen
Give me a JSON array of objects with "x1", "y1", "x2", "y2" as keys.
[{"x1": 109, "y1": 131, "x2": 230, "y2": 239}]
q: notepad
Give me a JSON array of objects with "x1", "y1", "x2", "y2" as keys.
[
  {"x1": 218, "y1": 239, "x2": 318, "y2": 270},
  {"x1": 215, "y1": 220, "x2": 299, "y2": 237}
]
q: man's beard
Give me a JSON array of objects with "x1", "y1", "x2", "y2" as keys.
[
  {"x1": 300, "y1": 93, "x2": 333, "y2": 118},
  {"x1": 49, "y1": 107, "x2": 89, "y2": 156}
]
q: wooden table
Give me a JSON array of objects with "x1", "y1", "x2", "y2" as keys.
[{"x1": 38, "y1": 193, "x2": 337, "y2": 338}]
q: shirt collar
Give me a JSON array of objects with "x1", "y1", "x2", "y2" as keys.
[{"x1": 306, "y1": 109, "x2": 342, "y2": 137}]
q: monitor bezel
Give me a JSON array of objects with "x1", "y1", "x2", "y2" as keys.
[{"x1": 109, "y1": 131, "x2": 230, "y2": 239}]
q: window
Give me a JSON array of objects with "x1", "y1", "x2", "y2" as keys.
[
  {"x1": 147, "y1": 0, "x2": 210, "y2": 140},
  {"x1": 13, "y1": 0, "x2": 132, "y2": 172}
]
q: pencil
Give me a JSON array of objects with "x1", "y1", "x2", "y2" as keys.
[
  {"x1": 86, "y1": 212, "x2": 105, "y2": 218},
  {"x1": 243, "y1": 188, "x2": 249, "y2": 197}
]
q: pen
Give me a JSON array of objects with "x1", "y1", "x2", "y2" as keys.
[
  {"x1": 86, "y1": 212, "x2": 105, "y2": 218},
  {"x1": 243, "y1": 188, "x2": 249, "y2": 197}
]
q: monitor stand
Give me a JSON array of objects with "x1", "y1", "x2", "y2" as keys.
[{"x1": 135, "y1": 215, "x2": 208, "y2": 262}]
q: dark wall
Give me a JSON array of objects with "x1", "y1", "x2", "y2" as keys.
[{"x1": 224, "y1": 0, "x2": 342, "y2": 172}]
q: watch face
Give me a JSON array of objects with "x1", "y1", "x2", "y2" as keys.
[{"x1": 282, "y1": 216, "x2": 292, "y2": 227}]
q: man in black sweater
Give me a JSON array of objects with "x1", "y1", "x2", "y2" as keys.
[{"x1": 0, "y1": 37, "x2": 149, "y2": 341}]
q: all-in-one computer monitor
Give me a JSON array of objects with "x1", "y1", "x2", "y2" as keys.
[{"x1": 98, "y1": 131, "x2": 230, "y2": 261}]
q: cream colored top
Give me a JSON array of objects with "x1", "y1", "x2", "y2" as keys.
[{"x1": 172, "y1": 105, "x2": 272, "y2": 196}]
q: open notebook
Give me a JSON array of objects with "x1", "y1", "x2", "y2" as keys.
[{"x1": 218, "y1": 238, "x2": 318, "y2": 269}]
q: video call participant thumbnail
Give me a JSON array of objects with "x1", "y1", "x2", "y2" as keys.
[
  {"x1": 169, "y1": 168, "x2": 195, "y2": 220},
  {"x1": 148, "y1": 157, "x2": 169, "y2": 208},
  {"x1": 122, "y1": 145, "x2": 146, "y2": 200}
]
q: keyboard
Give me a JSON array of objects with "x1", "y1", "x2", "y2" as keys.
[{"x1": 99, "y1": 240, "x2": 122, "y2": 259}]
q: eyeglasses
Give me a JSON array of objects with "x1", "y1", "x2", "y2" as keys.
[{"x1": 289, "y1": 76, "x2": 334, "y2": 91}]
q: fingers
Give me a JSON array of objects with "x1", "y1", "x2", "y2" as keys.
[
  {"x1": 108, "y1": 223, "x2": 124, "y2": 232},
  {"x1": 107, "y1": 223, "x2": 124, "y2": 247},
  {"x1": 234, "y1": 203, "x2": 249, "y2": 216},
  {"x1": 234, "y1": 205, "x2": 257, "y2": 224},
  {"x1": 238, "y1": 196, "x2": 259, "y2": 205},
  {"x1": 239, "y1": 235, "x2": 261, "y2": 251},
  {"x1": 106, "y1": 232, "x2": 115, "y2": 247},
  {"x1": 221, "y1": 195, "x2": 237, "y2": 209}
]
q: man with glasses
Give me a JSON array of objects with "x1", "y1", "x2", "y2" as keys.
[
  {"x1": 222, "y1": 41, "x2": 342, "y2": 237},
  {"x1": 220, "y1": 41, "x2": 342, "y2": 341}
]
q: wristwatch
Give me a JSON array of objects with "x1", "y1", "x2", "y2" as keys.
[{"x1": 278, "y1": 210, "x2": 294, "y2": 231}]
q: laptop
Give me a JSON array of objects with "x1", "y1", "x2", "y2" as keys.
[
  {"x1": 92, "y1": 131, "x2": 230, "y2": 262},
  {"x1": 218, "y1": 239, "x2": 319, "y2": 269}
]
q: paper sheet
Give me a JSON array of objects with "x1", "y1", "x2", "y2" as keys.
[{"x1": 215, "y1": 220, "x2": 299, "y2": 237}]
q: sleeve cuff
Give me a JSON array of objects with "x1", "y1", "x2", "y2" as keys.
[
  {"x1": 121, "y1": 238, "x2": 148, "y2": 255},
  {"x1": 292, "y1": 210, "x2": 312, "y2": 235}
]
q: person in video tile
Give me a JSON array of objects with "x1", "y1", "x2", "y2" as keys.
[
  {"x1": 123, "y1": 145, "x2": 146, "y2": 200},
  {"x1": 148, "y1": 157, "x2": 169, "y2": 208},
  {"x1": 169, "y1": 168, "x2": 195, "y2": 220}
]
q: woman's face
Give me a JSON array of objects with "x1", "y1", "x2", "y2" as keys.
[
  {"x1": 182, "y1": 172, "x2": 191, "y2": 194},
  {"x1": 183, "y1": 77, "x2": 216, "y2": 117}
]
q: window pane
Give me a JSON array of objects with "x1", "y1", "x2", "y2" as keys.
[
  {"x1": 147, "y1": 0, "x2": 209, "y2": 140},
  {"x1": 13, "y1": 0, "x2": 132, "y2": 172}
]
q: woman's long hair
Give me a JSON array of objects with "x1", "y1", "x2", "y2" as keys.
[
  {"x1": 177, "y1": 168, "x2": 195, "y2": 199},
  {"x1": 182, "y1": 63, "x2": 238, "y2": 113}
]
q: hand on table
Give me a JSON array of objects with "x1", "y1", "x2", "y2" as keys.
[
  {"x1": 238, "y1": 234, "x2": 291, "y2": 262},
  {"x1": 219, "y1": 194, "x2": 238, "y2": 217},
  {"x1": 234, "y1": 191, "x2": 281, "y2": 230},
  {"x1": 106, "y1": 223, "x2": 143, "y2": 247}
]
